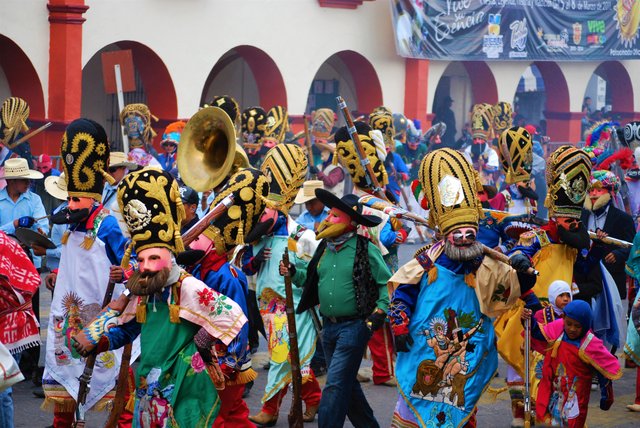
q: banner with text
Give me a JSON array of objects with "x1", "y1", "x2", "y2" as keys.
[{"x1": 391, "y1": 0, "x2": 640, "y2": 60}]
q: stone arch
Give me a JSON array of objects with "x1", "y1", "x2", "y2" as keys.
[
  {"x1": 584, "y1": 61, "x2": 634, "y2": 121},
  {"x1": 0, "y1": 34, "x2": 46, "y2": 151},
  {"x1": 530, "y1": 61, "x2": 571, "y2": 142},
  {"x1": 82, "y1": 40, "x2": 178, "y2": 149},
  {"x1": 200, "y1": 45, "x2": 287, "y2": 111}
]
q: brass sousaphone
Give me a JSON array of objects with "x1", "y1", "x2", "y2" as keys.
[{"x1": 178, "y1": 106, "x2": 249, "y2": 191}]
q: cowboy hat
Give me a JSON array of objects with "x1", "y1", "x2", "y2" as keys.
[
  {"x1": 44, "y1": 172, "x2": 68, "y2": 201},
  {"x1": 109, "y1": 152, "x2": 137, "y2": 170},
  {"x1": 0, "y1": 158, "x2": 43, "y2": 180},
  {"x1": 294, "y1": 180, "x2": 324, "y2": 204},
  {"x1": 315, "y1": 189, "x2": 381, "y2": 227}
]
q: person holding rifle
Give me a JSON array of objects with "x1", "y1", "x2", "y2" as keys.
[
  {"x1": 40, "y1": 119, "x2": 132, "y2": 427},
  {"x1": 288, "y1": 189, "x2": 391, "y2": 428}
]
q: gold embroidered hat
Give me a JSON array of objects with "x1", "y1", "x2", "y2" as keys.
[
  {"x1": 334, "y1": 121, "x2": 389, "y2": 190},
  {"x1": 241, "y1": 107, "x2": 267, "y2": 151},
  {"x1": 471, "y1": 103, "x2": 494, "y2": 141},
  {"x1": 263, "y1": 106, "x2": 289, "y2": 146},
  {"x1": 0, "y1": 97, "x2": 30, "y2": 148},
  {"x1": 260, "y1": 143, "x2": 308, "y2": 214},
  {"x1": 204, "y1": 95, "x2": 241, "y2": 131},
  {"x1": 498, "y1": 126, "x2": 533, "y2": 184},
  {"x1": 369, "y1": 106, "x2": 395, "y2": 151},
  {"x1": 60, "y1": 118, "x2": 115, "y2": 201},
  {"x1": 203, "y1": 168, "x2": 270, "y2": 255},
  {"x1": 545, "y1": 146, "x2": 592, "y2": 219},
  {"x1": 120, "y1": 103, "x2": 157, "y2": 148},
  {"x1": 311, "y1": 108, "x2": 335, "y2": 141},
  {"x1": 117, "y1": 167, "x2": 185, "y2": 255},
  {"x1": 419, "y1": 148, "x2": 484, "y2": 236},
  {"x1": 492, "y1": 102, "x2": 513, "y2": 135}
]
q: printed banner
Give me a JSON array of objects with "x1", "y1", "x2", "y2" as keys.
[{"x1": 391, "y1": 0, "x2": 640, "y2": 60}]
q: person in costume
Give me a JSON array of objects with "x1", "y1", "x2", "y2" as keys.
[
  {"x1": 624, "y1": 229, "x2": 640, "y2": 412},
  {"x1": 494, "y1": 145, "x2": 593, "y2": 427},
  {"x1": 423, "y1": 122, "x2": 447, "y2": 153},
  {"x1": 178, "y1": 185, "x2": 200, "y2": 235},
  {"x1": 294, "y1": 180, "x2": 329, "y2": 232},
  {"x1": 40, "y1": 119, "x2": 132, "y2": 427},
  {"x1": 497, "y1": 126, "x2": 538, "y2": 215},
  {"x1": 464, "y1": 103, "x2": 500, "y2": 186},
  {"x1": 397, "y1": 121, "x2": 427, "y2": 181},
  {"x1": 529, "y1": 280, "x2": 573, "y2": 353},
  {"x1": 120, "y1": 103, "x2": 161, "y2": 169},
  {"x1": 186, "y1": 168, "x2": 270, "y2": 428},
  {"x1": 388, "y1": 148, "x2": 535, "y2": 428},
  {"x1": 288, "y1": 189, "x2": 391, "y2": 428},
  {"x1": 393, "y1": 113, "x2": 410, "y2": 152},
  {"x1": 102, "y1": 151, "x2": 137, "y2": 238},
  {"x1": 157, "y1": 121, "x2": 185, "y2": 174},
  {"x1": 72, "y1": 167, "x2": 248, "y2": 427},
  {"x1": 525, "y1": 300, "x2": 621, "y2": 426},
  {"x1": 334, "y1": 121, "x2": 405, "y2": 386},
  {"x1": 240, "y1": 144, "x2": 322, "y2": 426},
  {"x1": 492, "y1": 102, "x2": 513, "y2": 146},
  {"x1": 241, "y1": 107, "x2": 268, "y2": 167},
  {"x1": 0, "y1": 97, "x2": 35, "y2": 169},
  {"x1": 308, "y1": 108, "x2": 346, "y2": 197}
]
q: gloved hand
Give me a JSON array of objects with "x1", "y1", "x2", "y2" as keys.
[
  {"x1": 394, "y1": 333, "x2": 414, "y2": 352},
  {"x1": 509, "y1": 252, "x2": 532, "y2": 273},
  {"x1": 600, "y1": 378, "x2": 614, "y2": 410},
  {"x1": 309, "y1": 165, "x2": 319, "y2": 175},
  {"x1": 366, "y1": 310, "x2": 386, "y2": 331},
  {"x1": 250, "y1": 247, "x2": 271, "y2": 271},
  {"x1": 18, "y1": 216, "x2": 35, "y2": 228}
]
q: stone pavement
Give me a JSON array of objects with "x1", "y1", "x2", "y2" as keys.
[{"x1": 11, "y1": 244, "x2": 640, "y2": 427}]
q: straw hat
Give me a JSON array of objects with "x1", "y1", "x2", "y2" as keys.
[
  {"x1": 294, "y1": 180, "x2": 324, "y2": 204},
  {"x1": 44, "y1": 172, "x2": 68, "y2": 201},
  {"x1": 109, "y1": 151, "x2": 137, "y2": 170},
  {"x1": 0, "y1": 158, "x2": 43, "y2": 180}
]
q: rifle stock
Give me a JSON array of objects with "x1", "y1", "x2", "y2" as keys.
[
  {"x1": 282, "y1": 251, "x2": 303, "y2": 428},
  {"x1": 182, "y1": 194, "x2": 235, "y2": 245}
]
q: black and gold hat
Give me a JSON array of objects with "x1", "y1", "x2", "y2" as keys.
[
  {"x1": 498, "y1": 126, "x2": 533, "y2": 184},
  {"x1": 117, "y1": 168, "x2": 185, "y2": 255},
  {"x1": 492, "y1": 102, "x2": 513, "y2": 135},
  {"x1": 369, "y1": 106, "x2": 395, "y2": 151},
  {"x1": 60, "y1": 118, "x2": 114, "y2": 201},
  {"x1": 419, "y1": 148, "x2": 484, "y2": 236},
  {"x1": 205, "y1": 95, "x2": 241, "y2": 131},
  {"x1": 204, "y1": 168, "x2": 270, "y2": 255},
  {"x1": 241, "y1": 107, "x2": 267, "y2": 151},
  {"x1": 311, "y1": 108, "x2": 335, "y2": 141},
  {"x1": 0, "y1": 97, "x2": 30, "y2": 148},
  {"x1": 263, "y1": 106, "x2": 289, "y2": 145},
  {"x1": 471, "y1": 103, "x2": 494, "y2": 141},
  {"x1": 260, "y1": 143, "x2": 308, "y2": 214},
  {"x1": 334, "y1": 121, "x2": 388, "y2": 190},
  {"x1": 120, "y1": 103, "x2": 157, "y2": 147},
  {"x1": 545, "y1": 146, "x2": 592, "y2": 219}
]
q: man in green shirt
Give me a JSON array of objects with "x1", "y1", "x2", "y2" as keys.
[{"x1": 284, "y1": 189, "x2": 391, "y2": 428}]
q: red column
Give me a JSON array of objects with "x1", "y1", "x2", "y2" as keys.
[
  {"x1": 403, "y1": 58, "x2": 429, "y2": 127},
  {"x1": 545, "y1": 111, "x2": 582, "y2": 144},
  {"x1": 45, "y1": 0, "x2": 89, "y2": 149}
]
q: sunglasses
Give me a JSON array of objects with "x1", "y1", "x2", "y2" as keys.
[{"x1": 66, "y1": 196, "x2": 82, "y2": 203}]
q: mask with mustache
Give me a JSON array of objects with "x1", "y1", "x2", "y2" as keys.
[
  {"x1": 557, "y1": 221, "x2": 590, "y2": 250},
  {"x1": 126, "y1": 267, "x2": 171, "y2": 296},
  {"x1": 584, "y1": 192, "x2": 611, "y2": 212},
  {"x1": 50, "y1": 207, "x2": 90, "y2": 224},
  {"x1": 315, "y1": 209, "x2": 355, "y2": 240},
  {"x1": 443, "y1": 239, "x2": 485, "y2": 261}
]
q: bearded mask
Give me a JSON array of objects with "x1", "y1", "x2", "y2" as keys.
[
  {"x1": 316, "y1": 208, "x2": 356, "y2": 240},
  {"x1": 555, "y1": 218, "x2": 590, "y2": 250},
  {"x1": 443, "y1": 227, "x2": 484, "y2": 261}
]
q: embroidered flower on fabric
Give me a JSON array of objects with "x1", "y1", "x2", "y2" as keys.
[
  {"x1": 197, "y1": 288, "x2": 216, "y2": 307},
  {"x1": 210, "y1": 294, "x2": 234, "y2": 316},
  {"x1": 190, "y1": 351, "x2": 206, "y2": 373}
]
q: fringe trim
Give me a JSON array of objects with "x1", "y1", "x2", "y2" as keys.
[
  {"x1": 125, "y1": 395, "x2": 135, "y2": 413},
  {"x1": 61, "y1": 230, "x2": 70, "y2": 245},
  {"x1": 226, "y1": 368, "x2": 258, "y2": 386},
  {"x1": 81, "y1": 235, "x2": 96, "y2": 250},
  {"x1": 41, "y1": 396, "x2": 115, "y2": 413},
  {"x1": 5, "y1": 339, "x2": 40, "y2": 354},
  {"x1": 427, "y1": 266, "x2": 438, "y2": 284}
]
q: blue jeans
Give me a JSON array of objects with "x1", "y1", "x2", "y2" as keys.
[
  {"x1": 0, "y1": 352, "x2": 20, "y2": 428},
  {"x1": 318, "y1": 318, "x2": 379, "y2": 428}
]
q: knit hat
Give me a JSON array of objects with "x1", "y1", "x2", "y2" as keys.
[
  {"x1": 545, "y1": 146, "x2": 592, "y2": 219},
  {"x1": 471, "y1": 103, "x2": 494, "y2": 141},
  {"x1": 419, "y1": 148, "x2": 484, "y2": 235},
  {"x1": 498, "y1": 126, "x2": 533, "y2": 184},
  {"x1": 590, "y1": 170, "x2": 620, "y2": 193},
  {"x1": 261, "y1": 143, "x2": 308, "y2": 214},
  {"x1": 369, "y1": 106, "x2": 395, "y2": 151},
  {"x1": 60, "y1": 118, "x2": 114, "y2": 201},
  {"x1": 563, "y1": 300, "x2": 592, "y2": 336},
  {"x1": 120, "y1": 103, "x2": 157, "y2": 147},
  {"x1": 161, "y1": 121, "x2": 186, "y2": 147},
  {"x1": 492, "y1": 102, "x2": 513, "y2": 135}
]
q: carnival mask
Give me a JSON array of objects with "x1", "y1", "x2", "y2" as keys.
[{"x1": 315, "y1": 208, "x2": 355, "y2": 240}]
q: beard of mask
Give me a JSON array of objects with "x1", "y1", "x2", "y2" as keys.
[
  {"x1": 126, "y1": 267, "x2": 171, "y2": 296},
  {"x1": 316, "y1": 219, "x2": 349, "y2": 240},
  {"x1": 443, "y1": 239, "x2": 484, "y2": 261},
  {"x1": 584, "y1": 192, "x2": 611, "y2": 212},
  {"x1": 557, "y1": 221, "x2": 590, "y2": 250},
  {"x1": 50, "y1": 207, "x2": 90, "y2": 224}
]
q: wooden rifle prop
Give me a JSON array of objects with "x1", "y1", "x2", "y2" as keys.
[
  {"x1": 103, "y1": 342, "x2": 132, "y2": 428},
  {"x1": 6, "y1": 122, "x2": 52, "y2": 149},
  {"x1": 282, "y1": 251, "x2": 303, "y2": 428},
  {"x1": 523, "y1": 317, "x2": 533, "y2": 428},
  {"x1": 73, "y1": 279, "x2": 117, "y2": 428},
  {"x1": 359, "y1": 195, "x2": 539, "y2": 276},
  {"x1": 385, "y1": 158, "x2": 427, "y2": 243},
  {"x1": 588, "y1": 230, "x2": 632, "y2": 248}
]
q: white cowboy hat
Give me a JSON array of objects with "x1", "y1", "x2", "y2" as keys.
[
  {"x1": 109, "y1": 152, "x2": 137, "y2": 170},
  {"x1": 294, "y1": 180, "x2": 325, "y2": 204},
  {"x1": 44, "y1": 172, "x2": 68, "y2": 201},
  {"x1": 0, "y1": 158, "x2": 43, "y2": 180}
]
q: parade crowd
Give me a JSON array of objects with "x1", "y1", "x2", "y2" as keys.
[{"x1": 2, "y1": 94, "x2": 640, "y2": 428}]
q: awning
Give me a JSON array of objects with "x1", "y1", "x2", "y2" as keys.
[{"x1": 516, "y1": 66, "x2": 545, "y2": 93}]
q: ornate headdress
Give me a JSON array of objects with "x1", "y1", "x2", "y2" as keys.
[
  {"x1": 471, "y1": 103, "x2": 494, "y2": 141},
  {"x1": 120, "y1": 103, "x2": 157, "y2": 147},
  {"x1": 205, "y1": 95, "x2": 241, "y2": 131},
  {"x1": 117, "y1": 168, "x2": 185, "y2": 256},
  {"x1": 263, "y1": 106, "x2": 289, "y2": 147},
  {"x1": 161, "y1": 121, "x2": 186, "y2": 146},
  {"x1": 260, "y1": 143, "x2": 308, "y2": 214},
  {"x1": 369, "y1": 106, "x2": 395, "y2": 151},
  {"x1": 419, "y1": 148, "x2": 484, "y2": 235},
  {"x1": 311, "y1": 108, "x2": 335, "y2": 141},
  {"x1": 545, "y1": 146, "x2": 592, "y2": 219},
  {"x1": 334, "y1": 121, "x2": 388, "y2": 190},
  {"x1": 241, "y1": 107, "x2": 267, "y2": 151},
  {"x1": 204, "y1": 168, "x2": 270, "y2": 255},
  {"x1": 60, "y1": 118, "x2": 114, "y2": 201},
  {"x1": 492, "y1": 101, "x2": 513, "y2": 135},
  {"x1": 498, "y1": 126, "x2": 533, "y2": 184},
  {"x1": 0, "y1": 97, "x2": 30, "y2": 148},
  {"x1": 590, "y1": 170, "x2": 620, "y2": 193}
]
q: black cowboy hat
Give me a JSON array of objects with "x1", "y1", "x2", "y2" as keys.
[{"x1": 315, "y1": 189, "x2": 381, "y2": 228}]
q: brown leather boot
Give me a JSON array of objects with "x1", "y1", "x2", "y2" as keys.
[
  {"x1": 248, "y1": 411, "x2": 278, "y2": 427},
  {"x1": 303, "y1": 405, "x2": 319, "y2": 422}
]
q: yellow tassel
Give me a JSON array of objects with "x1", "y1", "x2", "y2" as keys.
[
  {"x1": 125, "y1": 394, "x2": 135, "y2": 413},
  {"x1": 100, "y1": 168, "x2": 116, "y2": 186},
  {"x1": 136, "y1": 298, "x2": 147, "y2": 323},
  {"x1": 61, "y1": 231, "x2": 70, "y2": 245},
  {"x1": 332, "y1": 154, "x2": 338, "y2": 166},
  {"x1": 169, "y1": 304, "x2": 181, "y2": 323},
  {"x1": 427, "y1": 266, "x2": 438, "y2": 284},
  {"x1": 236, "y1": 222, "x2": 244, "y2": 246},
  {"x1": 288, "y1": 238, "x2": 297, "y2": 252},
  {"x1": 121, "y1": 242, "x2": 133, "y2": 269},
  {"x1": 81, "y1": 235, "x2": 95, "y2": 250},
  {"x1": 486, "y1": 386, "x2": 508, "y2": 402},
  {"x1": 465, "y1": 273, "x2": 476, "y2": 288}
]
